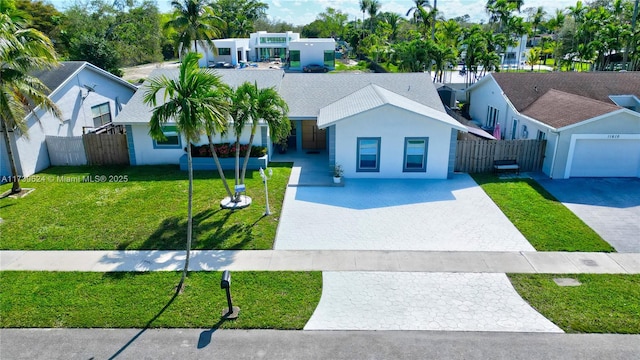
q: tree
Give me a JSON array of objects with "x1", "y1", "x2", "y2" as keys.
[
  {"x1": 210, "y1": 0, "x2": 268, "y2": 38},
  {"x1": 526, "y1": 47, "x2": 542, "y2": 70},
  {"x1": 229, "y1": 82, "x2": 289, "y2": 188},
  {"x1": 165, "y1": 0, "x2": 220, "y2": 56},
  {"x1": 367, "y1": 0, "x2": 381, "y2": 33},
  {"x1": 143, "y1": 52, "x2": 228, "y2": 290},
  {"x1": 0, "y1": 9, "x2": 61, "y2": 194}
]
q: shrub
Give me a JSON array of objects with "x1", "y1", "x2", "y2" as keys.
[{"x1": 188, "y1": 143, "x2": 267, "y2": 158}]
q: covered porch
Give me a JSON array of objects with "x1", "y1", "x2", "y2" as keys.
[{"x1": 270, "y1": 150, "x2": 339, "y2": 186}]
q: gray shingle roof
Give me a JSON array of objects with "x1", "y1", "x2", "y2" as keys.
[
  {"x1": 281, "y1": 72, "x2": 445, "y2": 118},
  {"x1": 31, "y1": 61, "x2": 86, "y2": 95},
  {"x1": 318, "y1": 84, "x2": 465, "y2": 131},
  {"x1": 114, "y1": 70, "x2": 446, "y2": 124},
  {"x1": 114, "y1": 69, "x2": 285, "y2": 124}
]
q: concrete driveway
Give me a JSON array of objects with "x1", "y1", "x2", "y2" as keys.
[
  {"x1": 274, "y1": 174, "x2": 535, "y2": 252},
  {"x1": 533, "y1": 176, "x2": 640, "y2": 253}
]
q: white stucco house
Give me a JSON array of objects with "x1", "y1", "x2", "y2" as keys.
[
  {"x1": 195, "y1": 31, "x2": 336, "y2": 71},
  {"x1": 0, "y1": 61, "x2": 137, "y2": 178},
  {"x1": 115, "y1": 70, "x2": 466, "y2": 179},
  {"x1": 467, "y1": 72, "x2": 640, "y2": 178}
]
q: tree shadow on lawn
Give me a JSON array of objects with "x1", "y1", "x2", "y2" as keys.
[{"x1": 117, "y1": 208, "x2": 264, "y2": 250}]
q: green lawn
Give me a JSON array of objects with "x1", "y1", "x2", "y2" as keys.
[
  {"x1": 0, "y1": 164, "x2": 291, "y2": 250},
  {"x1": 509, "y1": 274, "x2": 640, "y2": 334},
  {"x1": 471, "y1": 174, "x2": 614, "y2": 252},
  {"x1": 0, "y1": 271, "x2": 322, "y2": 329}
]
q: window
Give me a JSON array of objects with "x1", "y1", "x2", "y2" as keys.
[
  {"x1": 91, "y1": 103, "x2": 111, "y2": 127},
  {"x1": 536, "y1": 130, "x2": 546, "y2": 141},
  {"x1": 357, "y1": 137, "x2": 380, "y2": 172},
  {"x1": 218, "y1": 47, "x2": 231, "y2": 55},
  {"x1": 153, "y1": 125, "x2": 182, "y2": 149},
  {"x1": 511, "y1": 118, "x2": 519, "y2": 139},
  {"x1": 403, "y1": 138, "x2": 428, "y2": 172},
  {"x1": 289, "y1": 50, "x2": 300, "y2": 68},
  {"x1": 486, "y1": 106, "x2": 499, "y2": 129},
  {"x1": 324, "y1": 50, "x2": 335, "y2": 68}
]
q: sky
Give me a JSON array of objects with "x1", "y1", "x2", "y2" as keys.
[{"x1": 47, "y1": 0, "x2": 582, "y2": 26}]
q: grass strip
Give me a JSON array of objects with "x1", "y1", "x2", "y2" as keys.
[
  {"x1": 509, "y1": 274, "x2": 640, "y2": 334},
  {"x1": 471, "y1": 174, "x2": 614, "y2": 252},
  {"x1": 0, "y1": 163, "x2": 291, "y2": 250},
  {"x1": 0, "y1": 271, "x2": 321, "y2": 329}
]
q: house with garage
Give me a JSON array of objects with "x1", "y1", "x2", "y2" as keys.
[
  {"x1": 466, "y1": 72, "x2": 640, "y2": 178},
  {"x1": 115, "y1": 70, "x2": 466, "y2": 179},
  {"x1": 0, "y1": 61, "x2": 137, "y2": 178}
]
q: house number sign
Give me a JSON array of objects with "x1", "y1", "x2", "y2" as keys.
[{"x1": 607, "y1": 134, "x2": 621, "y2": 139}]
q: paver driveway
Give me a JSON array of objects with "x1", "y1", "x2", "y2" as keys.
[
  {"x1": 534, "y1": 176, "x2": 640, "y2": 253},
  {"x1": 274, "y1": 174, "x2": 535, "y2": 252}
]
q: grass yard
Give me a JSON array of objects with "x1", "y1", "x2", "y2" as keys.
[
  {"x1": 509, "y1": 274, "x2": 640, "y2": 334},
  {"x1": 471, "y1": 174, "x2": 614, "y2": 252},
  {"x1": 0, "y1": 271, "x2": 321, "y2": 329},
  {"x1": 0, "y1": 164, "x2": 291, "y2": 250}
]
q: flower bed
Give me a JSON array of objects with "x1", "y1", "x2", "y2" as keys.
[
  {"x1": 189, "y1": 143, "x2": 267, "y2": 158},
  {"x1": 180, "y1": 154, "x2": 268, "y2": 171}
]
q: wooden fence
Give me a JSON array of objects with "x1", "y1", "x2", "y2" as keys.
[
  {"x1": 82, "y1": 133, "x2": 129, "y2": 165},
  {"x1": 45, "y1": 136, "x2": 87, "y2": 166},
  {"x1": 455, "y1": 139, "x2": 546, "y2": 173}
]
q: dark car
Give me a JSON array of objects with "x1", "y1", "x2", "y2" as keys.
[
  {"x1": 210, "y1": 62, "x2": 235, "y2": 69},
  {"x1": 303, "y1": 64, "x2": 328, "y2": 73}
]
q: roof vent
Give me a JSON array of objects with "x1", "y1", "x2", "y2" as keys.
[{"x1": 534, "y1": 86, "x2": 538, "y2": 93}]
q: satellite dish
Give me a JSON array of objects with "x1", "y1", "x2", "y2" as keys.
[{"x1": 83, "y1": 84, "x2": 96, "y2": 93}]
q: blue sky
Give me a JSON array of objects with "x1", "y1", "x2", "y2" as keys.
[{"x1": 49, "y1": 0, "x2": 580, "y2": 27}]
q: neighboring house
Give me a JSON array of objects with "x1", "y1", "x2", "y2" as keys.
[
  {"x1": 467, "y1": 72, "x2": 640, "y2": 178},
  {"x1": 196, "y1": 31, "x2": 336, "y2": 71},
  {"x1": 0, "y1": 61, "x2": 137, "y2": 178},
  {"x1": 115, "y1": 71, "x2": 466, "y2": 179}
]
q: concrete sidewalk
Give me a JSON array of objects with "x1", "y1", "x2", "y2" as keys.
[
  {"x1": 2, "y1": 250, "x2": 639, "y2": 273},
  {"x1": 2, "y1": 329, "x2": 639, "y2": 360}
]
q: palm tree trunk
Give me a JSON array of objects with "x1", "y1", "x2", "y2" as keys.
[
  {"x1": 1, "y1": 120, "x2": 22, "y2": 194},
  {"x1": 240, "y1": 129, "x2": 256, "y2": 184},
  {"x1": 234, "y1": 136, "x2": 241, "y2": 202},
  {"x1": 178, "y1": 143, "x2": 194, "y2": 291},
  {"x1": 208, "y1": 134, "x2": 233, "y2": 198}
]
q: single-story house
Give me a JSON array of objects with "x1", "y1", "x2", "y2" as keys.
[
  {"x1": 467, "y1": 72, "x2": 640, "y2": 178},
  {"x1": 115, "y1": 71, "x2": 466, "y2": 179},
  {"x1": 0, "y1": 61, "x2": 137, "y2": 178}
]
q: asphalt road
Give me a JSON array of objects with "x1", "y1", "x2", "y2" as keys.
[{"x1": 1, "y1": 329, "x2": 639, "y2": 360}]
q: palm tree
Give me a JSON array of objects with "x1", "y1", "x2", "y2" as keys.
[
  {"x1": 165, "y1": 0, "x2": 221, "y2": 57},
  {"x1": 239, "y1": 84, "x2": 289, "y2": 183},
  {"x1": 229, "y1": 82, "x2": 289, "y2": 186},
  {"x1": 0, "y1": 12, "x2": 61, "y2": 194},
  {"x1": 143, "y1": 52, "x2": 228, "y2": 290},
  {"x1": 203, "y1": 78, "x2": 233, "y2": 199},
  {"x1": 359, "y1": 0, "x2": 370, "y2": 38},
  {"x1": 367, "y1": 0, "x2": 380, "y2": 33}
]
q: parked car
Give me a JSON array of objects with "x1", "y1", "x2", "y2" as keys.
[
  {"x1": 303, "y1": 64, "x2": 328, "y2": 73},
  {"x1": 209, "y1": 62, "x2": 235, "y2": 69}
]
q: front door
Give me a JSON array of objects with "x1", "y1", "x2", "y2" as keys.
[{"x1": 302, "y1": 120, "x2": 326, "y2": 150}]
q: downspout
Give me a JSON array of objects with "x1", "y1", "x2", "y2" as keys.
[{"x1": 549, "y1": 130, "x2": 560, "y2": 179}]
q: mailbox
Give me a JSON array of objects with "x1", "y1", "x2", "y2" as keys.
[{"x1": 220, "y1": 270, "x2": 231, "y2": 289}]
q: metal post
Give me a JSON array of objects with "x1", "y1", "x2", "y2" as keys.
[
  {"x1": 259, "y1": 167, "x2": 271, "y2": 216},
  {"x1": 225, "y1": 288, "x2": 233, "y2": 313}
]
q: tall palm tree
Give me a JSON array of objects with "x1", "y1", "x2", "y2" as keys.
[
  {"x1": 203, "y1": 78, "x2": 233, "y2": 199},
  {"x1": 239, "y1": 83, "x2": 289, "y2": 183},
  {"x1": 165, "y1": 0, "x2": 221, "y2": 57},
  {"x1": 143, "y1": 52, "x2": 227, "y2": 290},
  {"x1": 359, "y1": 0, "x2": 370, "y2": 38},
  {"x1": 0, "y1": 12, "x2": 61, "y2": 194},
  {"x1": 367, "y1": 0, "x2": 380, "y2": 33}
]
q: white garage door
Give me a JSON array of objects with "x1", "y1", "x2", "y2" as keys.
[{"x1": 570, "y1": 138, "x2": 640, "y2": 177}]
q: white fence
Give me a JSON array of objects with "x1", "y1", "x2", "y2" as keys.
[{"x1": 45, "y1": 136, "x2": 87, "y2": 166}]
